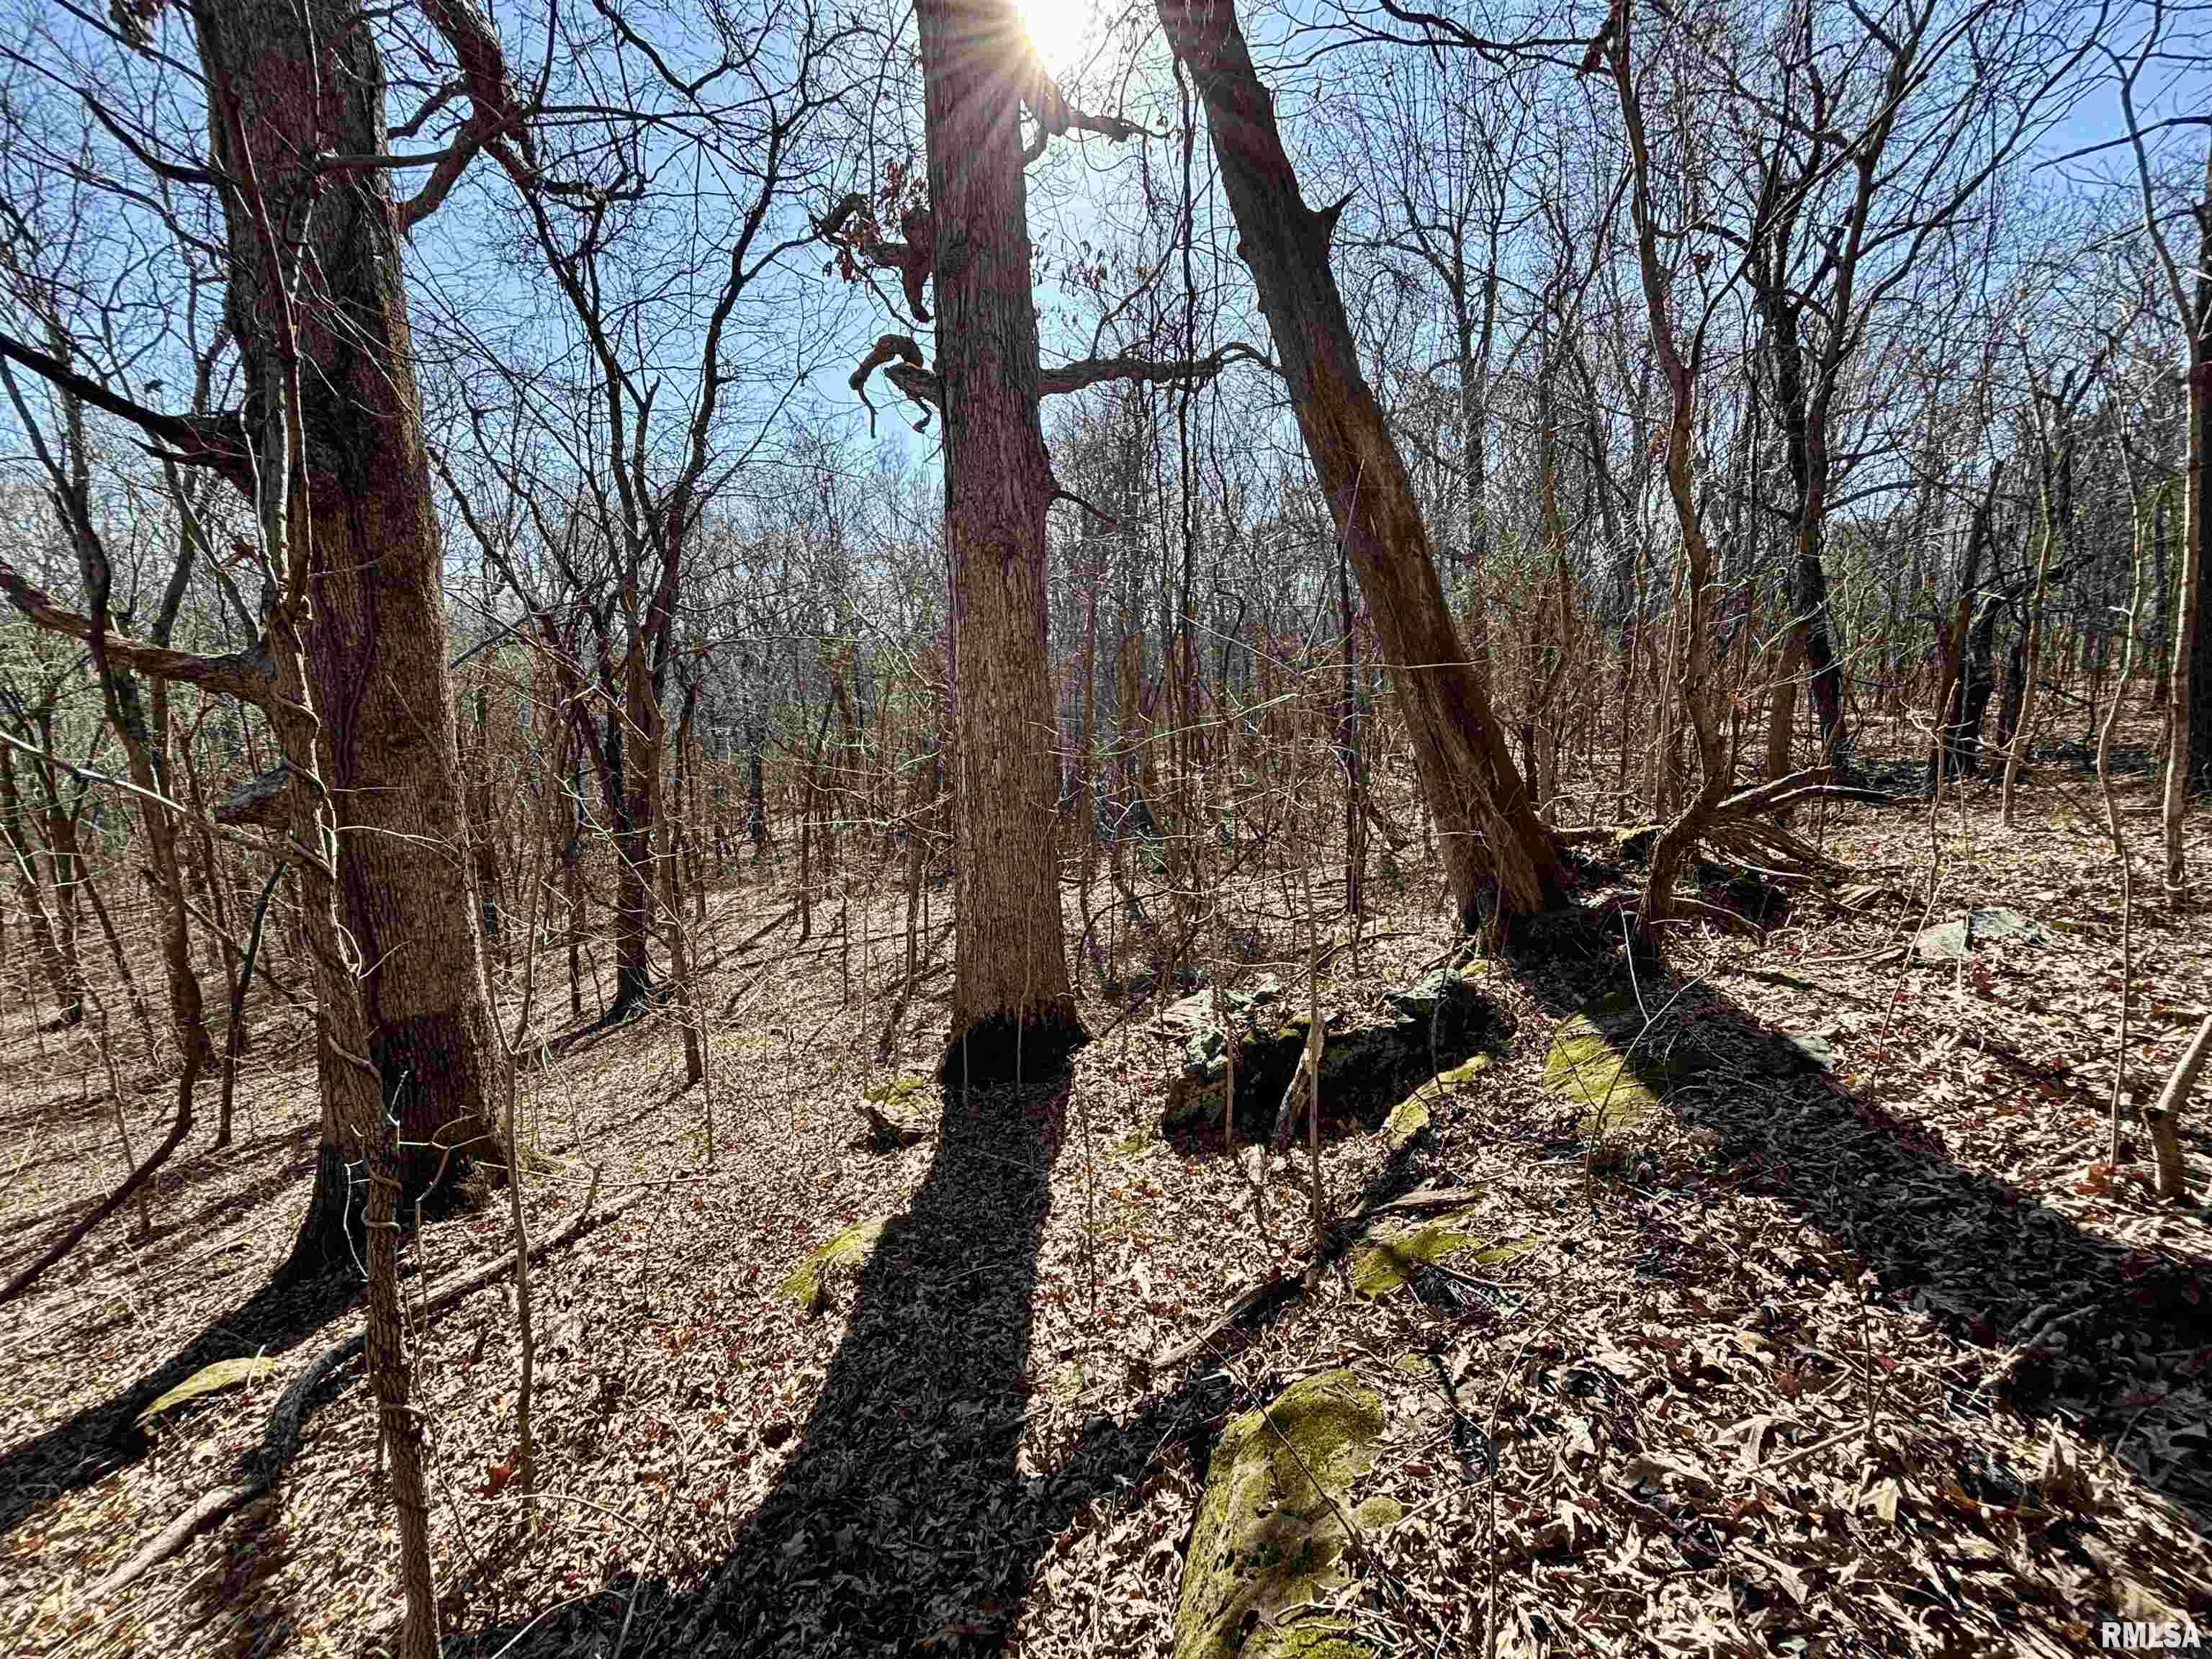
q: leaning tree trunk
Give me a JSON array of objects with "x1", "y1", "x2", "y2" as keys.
[
  {"x1": 918, "y1": 0, "x2": 1085, "y2": 1082},
  {"x1": 1156, "y1": 0, "x2": 1565, "y2": 930},
  {"x1": 199, "y1": 0, "x2": 505, "y2": 1278}
]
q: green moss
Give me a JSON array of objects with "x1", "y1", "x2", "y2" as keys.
[
  {"x1": 778, "y1": 1215, "x2": 890, "y2": 1309},
  {"x1": 863, "y1": 1073, "x2": 930, "y2": 1106},
  {"x1": 1437, "y1": 1055, "x2": 1491, "y2": 1087},
  {"x1": 1352, "y1": 1495, "x2": 1403, "y2": 1531},
  {"x1": 1380, "y1": 1094, "x2": 1429, "y2": 1151},
  {"x1": 1116, "y1": 1128, "x2": 1157, "y2": 1155},
  {"x1": 1268, "y1": 1631, "x2": 1371, "y2": 1658},
  {"x1": 1352, "y1": 1216, "x2": 1537, "y2": 1299},
  {"x1": 137, "y1": 1357, "x2": 278, "y2": 1426},
  {"x1": 1173, "y1": 1370, "x2": 1390, "y2": 1659},
  {"x1": 1542, "y1": 989, "x2": 1671, "y2": 1138}
]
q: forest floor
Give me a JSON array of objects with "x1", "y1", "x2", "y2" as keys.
[{"x1": 3, "y1": 747, "x2": 2211, "y2": 1658}]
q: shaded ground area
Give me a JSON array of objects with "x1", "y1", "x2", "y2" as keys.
[
  {"x1": 5, "y1": 776, "x2": 2211, "y2": 1658},
  {"x1": 460, "y1": 1062, "x2": 1242, "y2": 1658},
  {"x1": 0, "y1": 1267, "x2": 358, "y2": 1542},
  {"x1": 688, "y1": 1071, "x2": 1072, "y2": 1653},
  {"x1": 1526, "y1": 963, "x2": 2212, "y2": 1631}
]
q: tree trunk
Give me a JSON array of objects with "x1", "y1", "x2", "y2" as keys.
[
  {"x1": 2169, "y1": 151, "x2": 2211, "y2": 892},
  {"x1": 466, "y1": 683, "x2": 504, "y2": 955},
  {"x1": 2152, "y1": 480, "x2": 2171, "y2": 709},
  {"x1": 1156, "y1": 0, "x2": 1564, "y2": 930},
  {"x1": 2005, "y1": 401, "x2": 2071, "y2": 824},
  {"x1": 1757, "y1": 292, "x2": 1848, "y2": 773},
  {"x1": 1606, "y1": 6, "x2": 1728, "y2": 956},
  {"x1": 199, "y1": 0, "x2": 505, "y2": 1280},
  {"x1": 1931, "y1": 469, "x2": 2001, "y2": 786},
  {"x1": 562, "y1": 741, "x2": 586, "y2": 1016},
  {"x1": 611, "y1": 662, "x2": 660, "y2": 1015},
  {"x1": 197, "y1": 2, "x2": 442, "y2": 1640},
  {"x1": 917, "y1": 0, "x2": 1085, "y2": 1082},
  {"x1": 0, "y1": 745, "x2": 82, "y2": 1025},
  {"x1": 1076, "y1": 522, "x2": 1101, "y2": 895}
]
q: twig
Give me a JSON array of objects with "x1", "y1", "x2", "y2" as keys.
[{"x1": 96, "y1": 1170, "x2": 615, "y2": 1596}]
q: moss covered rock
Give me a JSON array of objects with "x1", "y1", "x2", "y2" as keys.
[
  {"x1": 778, "y1": 1215, "x2": 891, "y2": 1316},
  {"x1": 1380, "y1": 1094, "x2": 1429, "y2": 1151},
  {"x1": 1541, "y1": 987, "x2": 1673, "y2": 1138},
  {"x1": 1352, "y1": 1215, "x2": 1536, "y2": 1299},
  {"x1": 1160, "y1": 966, "x2": 1505, "y2": 1142},
  {"x1": 1381, "y1": 1052, "x2": 1492, "y2": 1151},
  {"x1": 1174, "y1": 1370, "x2": 1393, "y2": 1659},
  {"x1": 856, "y1": 1074, "x2": 933, "y2": 1151}
]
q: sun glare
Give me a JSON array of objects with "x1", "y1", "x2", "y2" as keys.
[{"x1": 1015, "y1": 0, "x2": 1093, "y2": 76}]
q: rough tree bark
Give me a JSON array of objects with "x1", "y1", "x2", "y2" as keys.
[
  {"x1": 196, "y1": 0, "x2": 505, "y2": 1278},
  {"x1": 1154, "y1": 0, "x2": 1565, "y2": 930},
  {"x1": 917, "y1": 0, "x2": 1087, "y2": 1080}
]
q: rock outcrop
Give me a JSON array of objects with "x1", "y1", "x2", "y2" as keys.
[
  {"x1": 1173, "y1": 1368, "x2": 1402, "y2": 1659},
  {"x1": 1158, "y1": 964, "x2": 1504, "y2": 1141}
]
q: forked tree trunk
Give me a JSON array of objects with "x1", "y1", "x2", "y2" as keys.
[
  {"x1": 1155, "y1": 0, "x2": 1565, "y2": 931},
  {"x1": 1607, "y1": 4, "x2": 1728, "y2": 954},
  {"x1": 199, "y1": 0, "x2": 505, "y2": 1280},
  {"x1": 1757, "y1": 290, "x2": 1848, "y2": 776},
  {"x1": 917, "y1": 0, "x2": 1084, "y2": 1082}
]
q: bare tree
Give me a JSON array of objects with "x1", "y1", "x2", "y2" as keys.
[{"x1": 1154, "y1": 0, "x2": 1568, "y2": 932}]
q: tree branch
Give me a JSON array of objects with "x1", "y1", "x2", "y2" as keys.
[
  {"x1": 864, "y1": 340, "x2": 1272, "y2": 415},
  {"x1": 1023, "y1": 69, "x2": 1156, "y2": 163},
  {"x1": 0, "y1": 328, "x2": 253, "y2": 490},
  {"x1": 0, "y1": 554, "x2": 271, "y2": 702},
  {"x1": 819, "y1": 193, "x2": 935, "y2": 322},
  {"x1": 847, "y1": 333, "x2": 934, "y2": 435}
]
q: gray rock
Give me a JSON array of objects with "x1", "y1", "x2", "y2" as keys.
[
  {"x1": 1159, "y1": 966, "x2": 1501, "y2": 1141},
  {"x1": 1914, "y1": 907, "x2": 2052, "y2": 963}
]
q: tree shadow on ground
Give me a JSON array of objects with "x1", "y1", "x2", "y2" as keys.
[
  {"x1": 0, "y1": 1264, "x2": 359, "y2": 1541},
  {"x1": 1519, "y1": 956, "x2": 2212, "y2": 1617},
  {"x1": 3, "y1": 1123, "x2": 323, "y2": 1285},
  {"x1": 444, "y1": 927, "x2": 2208, "y2": 1654},
  {"x1": 694, "y1": 1068, "x2": 1071, "y2": 1651},
  {"x1": 457, "y1": 1056, "x2": 1244, "y2": 1658}
]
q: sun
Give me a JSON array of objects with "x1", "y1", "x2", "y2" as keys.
[{"x1": 1014, "y1": 0, "x2": 1094, "y2": 76}]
